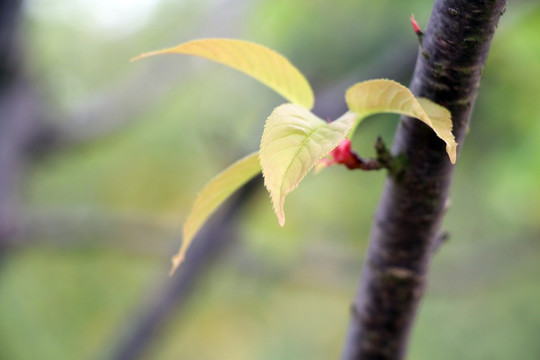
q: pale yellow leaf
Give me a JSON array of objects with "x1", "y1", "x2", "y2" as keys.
[
  {"x1": 345, "y1": 79, "x2": 457, "y2": 163},
  {"x1": 260, "y1": 104, "x2": 357, "y2": 226},
  {"x1": 171, "y1": 152, "x2": 261, "y2": 275},
  {"x1": 132, "y1": 38, "x2": 314, "y2": 109},
  {"x1": 417, "y1": 97, "x2": 457, "y2": 163}
]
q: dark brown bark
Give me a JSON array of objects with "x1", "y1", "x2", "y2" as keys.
[{"x1": 341, "y1": 1, "x2": 506, "y2": 359}]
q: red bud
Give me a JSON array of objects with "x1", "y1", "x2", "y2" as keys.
[
  {"x1": 331, "y1": 138, "x2": 352, "y2": 163},
  {"x1": 410, "y1": 14, "x2": 422, "y2": 35}
]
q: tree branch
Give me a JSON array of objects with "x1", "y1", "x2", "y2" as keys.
[
  {"x1": 104, "y1": 177, "x2": 260, "y2": 360},
  {"x1": 0, "y1": 0, "x2": 45, "y2": 247},
  {"x1": 341, "y1": 1, "x2": 507, "y2": 359}
]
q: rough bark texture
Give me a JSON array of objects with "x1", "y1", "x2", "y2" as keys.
[{"x1": 341, "y1": 1, "x2": 506, "y2": 359}]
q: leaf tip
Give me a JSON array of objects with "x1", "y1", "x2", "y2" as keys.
[
  {"x1": 447, "y1": 142, "x2": 458, "y2": 164},
  {"x1": 266, "y1": 186, "x2": 286, "y2": 227},
  {"x1": 130, "y1": 53, "x2": 149, "y2": 63},
  {"x1": 169, "y1": 253, "x2": 185, "y2": 276},
  {"x1": 130, "y1": 54, "x2": 152, "y2": 63},
  {"x1": 130, "y1": 50, "x2": 166, "y2": 63},
  {"x1": 271, "y1": 196, "x2": 286, "y2": 227}
]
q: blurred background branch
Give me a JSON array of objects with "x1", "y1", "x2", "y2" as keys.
[{"x1": 105, "y1": 178, "x2": 260, "y2": 360}]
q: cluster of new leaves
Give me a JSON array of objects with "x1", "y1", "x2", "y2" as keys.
[{"x1": 132, "y1": 39, "x2": 457, "y2": 274}]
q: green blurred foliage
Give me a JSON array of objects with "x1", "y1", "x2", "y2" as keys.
[{"x1": 1, "y1": 1, "x2": 540, "y2": 359}]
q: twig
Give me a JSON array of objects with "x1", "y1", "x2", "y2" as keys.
[{"x1": 344, "y1": 137, "x2": 407, "y2": 177}]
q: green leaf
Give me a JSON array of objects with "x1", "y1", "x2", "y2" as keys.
[
  {"x1": 345, "y1": 79, "x2": 457, "y2": 163},
  {"x1": 171, "y1": 152, "x2": 261, "y2": 275},
  {"x1": 132, "y1": 38, "x2": 315, "y2": 109},
  {"x1": 260, "y1": 104, "x2": 357, "y2": 226}
]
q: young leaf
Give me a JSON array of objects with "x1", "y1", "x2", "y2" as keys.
[
  {"x1": 171, "y1": 152, "x2": 262, "y2": 275},
  {"x1": 345, "y1": 79, "x2": 457, "y2": 163},
  {"x1": 417, "y1": 97, "x2": 457, "y2": 163},
  {"x1": 132, "y1": 38, "x2": 315, "y2": 109},
  {"x1": 260, "y1": 104, "x2": 357, "y2": 226}
]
